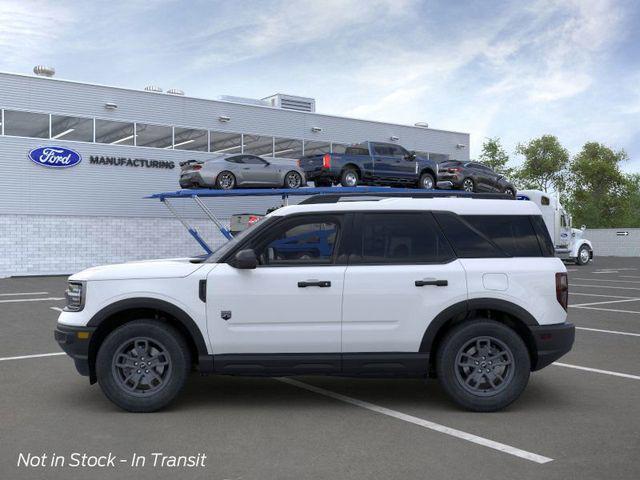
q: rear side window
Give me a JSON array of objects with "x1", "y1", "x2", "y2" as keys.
[
  {"x1": 463, "y1": 215, "x2": 542, "y2": 257},
  {"x1": 433, "y1": 212, "x2": 506, "y2": 258},
  {"x1": 345, "y1": 147, "x2": 369, "y2": 156},
  {"x1": 530, "y1": 215, "x2": 555, "y2": 257},
  {"x1": 352, "y1": 213, "x2": 454, "y2": 264}
]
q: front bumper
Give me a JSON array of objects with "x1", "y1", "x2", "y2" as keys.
[
  {"x1": 54, "y1": 324, "x2": 96, "y2": 377},
  {"x1": 529, "y1": 322, "x2": 575, "y2": 370}
]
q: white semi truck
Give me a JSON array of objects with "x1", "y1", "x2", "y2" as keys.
[{"x1": 518, "y1": 190, "x2": 593, "y2": 265}]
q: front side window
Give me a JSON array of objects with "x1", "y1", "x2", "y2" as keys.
[
  {"x1": 4, "y1": 110, "x2": 49, "y2": 138},
  {"x1": 353, "y1": 213, "x2": 454, "y2": 264},
  {"x1": 463, "y1": 215, "x2": 542, "y2": 257},
  {"x1": 254, "y1": 218, "x2": 340, "y2": 266}
]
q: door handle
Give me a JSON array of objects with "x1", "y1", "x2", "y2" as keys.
[
  {"x1": 298, "y1": 280, "x2": 331, "y2": 288},
  {"x1": 415, "y1": 279, "x2": 448, "y2": 287}
]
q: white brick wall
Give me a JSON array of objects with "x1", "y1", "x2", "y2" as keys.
[{"x1": 0, "y1": 214, "x2": 232, "y2": 277}]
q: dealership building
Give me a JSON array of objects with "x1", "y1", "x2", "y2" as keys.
[{"x1": 0, "y1": 69, "x2": 470, "y2": 277}]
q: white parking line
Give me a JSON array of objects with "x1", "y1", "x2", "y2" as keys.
[
  {"x1": 0, "y1": 297, "x2": 64, "y2": 304},
  {"x1": 570, "y1": 298, "x2": 640, "y2": 307},
  {"x1": 278, "y1": 378, "x2": 553, "y2": 464},
  {"x1": 576, "y1": 327, "x2": 640, "y2": 337},
  {"x1": 570, "y1": 292, "x2": 636, "y2": 299},
  {"x1": 572, "y1": 278, "x2": 640, "y2": 284},
  {"x1": 554, "y1": 363, "x2": 640, "y2": 380},
  {"x1": 0, "y1": 291, "x2": 49, "y2": 297},
  {"x1": 0, "y1": 352, "x2": 65, "y2": 362},
  {"x1": 50, "y1": 307, "x2": 63, "y2": 312},
  {"x1": 570, "y1": 284, "x2": 640, "y2": 292},
  {"x1": 571, "y1": 305, "x2": 640, "y2": 314}
]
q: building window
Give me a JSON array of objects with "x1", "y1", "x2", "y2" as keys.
[
  {"x1": 274, "y1": 137, "x2": 303, "y2": 159},
  {"x1": 51, "y1": 115, "x2": 93, "y2": 142},
  {"x1": 243, "y1": 134, "x2": 274, "y2": 156},
  {"x1": 135, "y1": 123, "x2": 172, "y2": 149},
  {"x1": 331, "y1": 143, "x2": 348, "y2": 154},
  {"x1": 3, "y1": 110, "x2": 49, "y2": 138},
  {"x1": 210, "y1": 131, "x2": 242, "y2": 154},
  {"x1": 95, "y1": 119, "x2": 135, "y2": 145},
  {"x1": 173, "y1": 127, "x2": 208, "y2": 151},
  {"x1": 303, "y1": 140, "x2": 331, "y2": 156}
]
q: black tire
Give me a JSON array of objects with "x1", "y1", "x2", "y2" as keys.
[
  {"x1": 340, "y1": 168, "x2": 359, "y2": 187},
  {"x1": 284, "y1": 171, "x2": 303, "y2": 189},
  {"x1": 462, "y1": 178, "x2": 475, "y2": 192},
  {"x1": 216, "y1": 171, "x2": 236, "y2": 190},
  {"x1": 576, "y1": 245, "x2": 591, "y2": 265},
  {"x1": 418, "y1": 172, "x2": 435, "y2": 189},
  {"x1": 503, "y1": 187, "x2": 516, "y2": 197},
  {"x1": 436, "y1": 319, "x2": 530, "y2": 412},
  {"x1": 96, "y1": 320, "x2": 191, "y2": 412},
  {"x1": 314, "y1": 179, "x2": 332, "y2": 188}
]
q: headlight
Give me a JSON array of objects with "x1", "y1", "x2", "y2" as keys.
[{"x1": 64, "y1": 281, "x2": 85, "y2": 312}]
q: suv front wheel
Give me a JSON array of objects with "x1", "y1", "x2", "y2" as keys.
[
  {"x1": 436, "y1": 319, "x2": 530, "y2": 412},
  {"x1": 96, "y1": 320, "x2": 191, "y2": 412}
]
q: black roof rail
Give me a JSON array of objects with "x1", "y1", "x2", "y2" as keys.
[{"x1": 299, "y1": 191, "x2": 514, "y2": 205}]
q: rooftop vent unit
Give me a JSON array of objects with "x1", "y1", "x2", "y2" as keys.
[
  {"x1": 262, "y1": 94, "x2": 316, "y2": 112},
  {"x1": 144, "y1": 85, "x2": 163, "y2": 93},
  {"x1": 33, "y1": 65, "x2": 55, "y2": 77},
  {"x1": 167, "y1": 88, "x2": 185, "y2": 96},
  {"x1": 219, "y1": 95, "x2": 270, "y2": 107}
]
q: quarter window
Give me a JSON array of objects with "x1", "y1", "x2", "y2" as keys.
[
  {"x1": 4, "y1": 110, "x2": 49, "y2": 138},
  {"x1": 462, "y1": 215, "x2": 542, "y2": 257},
  {"x1": 255, "y1": 218, "x2": 340, "y2": 266},
  {"x1": 434, "y1": 212, "x2": 505, "y2": 258},
  {"x1": 353, "y1": 213, "x2": 454, "y2": 264}
]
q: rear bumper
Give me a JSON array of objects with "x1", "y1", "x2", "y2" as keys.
[
  {"x1": 437, "y1": 174, "x2": 464, "y2": 187},
  {"x1": 303, "y1": 167, "x2": 335, "y2": 181},
  {"x1": 179, "y1": 172, "x2": 208, "y2": 189},
  {"x1": 529, "y1": 322, "x2": 575, "y2": 370},
  {"x1": 54, "y1": 324, "x2": 96, "y2": 377}
]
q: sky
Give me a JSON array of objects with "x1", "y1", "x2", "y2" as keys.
[{"x1": 1, "y1": 0, "x2": 639, "y2": 171}]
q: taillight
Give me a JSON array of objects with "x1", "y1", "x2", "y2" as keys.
[
  {"x1": 296, "y1": 159, "x2": 301, "y2": 167},
  {"x1": 248, "y1": 215, "x2": 260, "y2": 226},
  {"x1": 192, "y1": 164, "x2": 202, "y2": 170},
  {"x1": 448, "y1": 167, "x2": 461, "y2": 173},
  {"x1": 556, "y1": 272, "x2": 568, "y2": 311},
  {"x1": 322, "y1": 153, "x2": 331, "y2": 169}
]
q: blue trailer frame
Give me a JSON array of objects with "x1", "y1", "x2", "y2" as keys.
[{"x1": 146, "y1": 186, "x2": 510, "y2": 255}]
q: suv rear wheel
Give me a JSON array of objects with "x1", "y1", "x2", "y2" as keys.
[
  {"x1": 96, "y1": 320, "x2": 191, "y2": 412},
  {"x1": 462, "y1": 178, "x2": 475, "y2": 192},
  {"x1": 436, "y1": 319, "x2": 530, "y2": 412}
]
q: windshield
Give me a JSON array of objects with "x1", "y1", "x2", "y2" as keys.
[{"x1": 192, "y1": 216, "x2": 277, "y2": 263}]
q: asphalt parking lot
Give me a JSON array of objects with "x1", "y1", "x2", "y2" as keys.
[{"x1": 1, "y1": 258, "x2": 639, "y2": 480}]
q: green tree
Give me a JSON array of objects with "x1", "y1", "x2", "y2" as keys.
[
  {"x1": 514, "y1": 135, "x2": 569, "y2": 192},
  {"x1": 478, "y1": 137, "x2": 513, "y2": 177},
  {"x1": 567, "y1": 142, "x2": 636, "y2": 227}
]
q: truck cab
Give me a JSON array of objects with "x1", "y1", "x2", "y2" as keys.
[{"x1": 518, "y1": 190, "x2": 593, "y2": 265}]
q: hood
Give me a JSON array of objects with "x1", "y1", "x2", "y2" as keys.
[
  {"x1": 69, "y1": 258, "x2": 206, "y2": 281},
  {"x1": 572, "y1": 228, "x2": 584, "y2": 240}
]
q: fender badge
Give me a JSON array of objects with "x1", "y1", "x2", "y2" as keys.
[{"x1": 221, "y1": 311, "x2": 232, "y2": 321}]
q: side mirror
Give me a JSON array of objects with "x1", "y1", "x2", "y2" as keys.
[
  {"x1": 581, "y1": 225, "x2": 586, "y2": 231},
  {"x1": 232, "y1": 249, "x2": 258, "y2": 269},
  {"x1": 405, "y1": 151, "x2": 416, "y2": 161}
]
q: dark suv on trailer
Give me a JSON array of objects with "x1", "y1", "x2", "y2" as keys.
[{"x1": 438, "y1": 161, "x2": 516, "y2": 196}]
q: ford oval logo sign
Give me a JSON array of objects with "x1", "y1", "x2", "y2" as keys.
[{"x1": 28, "y1": 146, "x2": 82, "y2": 168}]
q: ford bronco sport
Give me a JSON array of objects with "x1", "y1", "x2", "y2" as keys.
[{"x1": 55, "y1": 194, "x2": 574, "y2": 412}]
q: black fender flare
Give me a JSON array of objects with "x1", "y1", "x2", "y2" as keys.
[
  {"x1": 87, "y1": 297, "x2": 209, "y2": 358},
  {"x1": 419, "y1": 298, "x2": 538, "y2": 353}
]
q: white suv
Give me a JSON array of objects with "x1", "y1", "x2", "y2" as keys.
[{"x1": 55, "y1": 195, "x2": 574, "y2": 412}]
